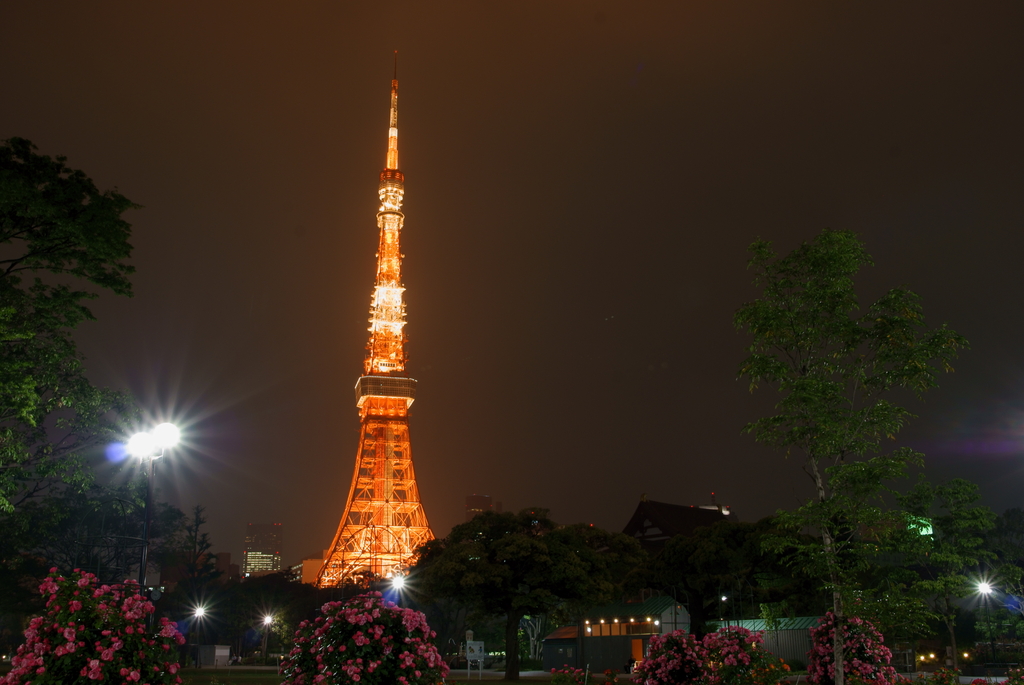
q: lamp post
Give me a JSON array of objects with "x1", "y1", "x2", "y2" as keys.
[
  {"x1": 127, "y1": 423, "x2": 180, "y2": 588},
  {"x1": 193, "y1": 606, "x2": 206, "y2": 668},
  {"x1": 979, "y1": 582, "x2": 997, "y2": 662},
  {"x1": 262, "y1": 615, "x2": 274, "y2": 663}
]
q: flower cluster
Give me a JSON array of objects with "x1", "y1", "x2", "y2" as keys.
[
  {"x1": 703, "y1": 626, "x2": 790, "y2": 685},
  {"x1": 922, "y1": 667, "x2": 960, "y2": 685},
  {"x1": 280, "y1": 592, "x2": 448, "y2": 685},
  {"x1": 807, "y1": 613, "x2": 897, "y2": 685},
  {"x1": 1, "y1": 568, "x2": 185, "y2": 685},
  {"x1": 1006, "y1": 667, "x2": 1024, "y2": 685},
  {"x1": 635, "y1": 626, "x2": 789, "y2": 685},
  {"x1": 551, "y1": 666, "x2": 590, "y2": 685},
  {"x1": 634, "y1": 630, "x2": 708, "y2": 685}
]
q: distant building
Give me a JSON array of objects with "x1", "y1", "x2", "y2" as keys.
[
  {"x1": 292, "y1": 550, "x2": 329, "y2": 585},
  {"x1": 465, "y1": 494, "x2": 501, "y2": 521},
  {"x1": 242, "y1": 523, "x2": 282, "y2": 577},
  {"x1": 621, "y1": 496, "x2": 735, "y2": 553}
]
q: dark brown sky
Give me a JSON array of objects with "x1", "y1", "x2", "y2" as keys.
[{"x1": 2, "y1": 3, "x2": 1024, "y2": 566}]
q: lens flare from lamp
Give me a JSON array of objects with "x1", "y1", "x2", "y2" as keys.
[
  {"x1": 194, "y1": 607, "x2": 206, "y2": 618},
  {"x1": 979, "y1": 582, "x2": 993, "y2": 594},
  {"x1": 392, "y1": 574, "x2": 406, "y2": 590},
  {"x1": 264, "y1": 615, "x2": 273, "y2": 626},
  {"x1": 153, "y1": 423, "x2": 180, "y2": 449},
  {"x1": 127, "y1": 432, "x2": 157, "y2": 457},
  {"x1": 105, "y1": 442, "x2": 128, "y2": 462}
]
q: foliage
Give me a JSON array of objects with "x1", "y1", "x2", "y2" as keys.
[
  {"x1": 806, "y1": 612, "x2": 897, "y2": 685},
  {"x1": 633, "y1": 629, "x2": 708, "y2": 685},
  {"x1": 898, "y1": 478, "x2": 995, "y2": 668},
  {"x1": 0, "y1": 568, "x2": 184, "y2": 684},
  {"x1": 280, "y1": 592, "x2": 448, "y2": 685},
  {"x1": 650, "y1": 517, "x2": 825, "y2": 636},
  {"x1": 209, "y1": 571, "x2": 319, "y2": 659},
  {"x1": 702, "y1": 626, "x2": 790, "y2": 685},
  {"x1": 0, "y1": 137, "x2": 137, "y2": 515},
  {"x1": 164, "y1": 504, "x2": 221, "y2": 603},
  {"x1": 415, "y1": 508, "x2": 643, "y2": 680},
  {"x1": 735, "y1": 228, "x2": 966, "y2": 685}
]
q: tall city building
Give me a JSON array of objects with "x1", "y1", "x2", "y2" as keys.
[
  {"x1": 316, "y1": 64, "x2": 434, "y2": 587},
  {"x1": 465, "y1": 494, "x2": 495, "y2": 521},
  {"x1": 242, "y1": 523, "x2": 282, "y2": 577}
]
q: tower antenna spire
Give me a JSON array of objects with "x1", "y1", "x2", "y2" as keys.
[{"x1": 393, "y1": 50, "x2": 398, "y2": 80}]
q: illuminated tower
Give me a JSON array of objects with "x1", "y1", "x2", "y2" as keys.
[{"x1": 317, "y1": 66, "x2": 434, "y2": 587}]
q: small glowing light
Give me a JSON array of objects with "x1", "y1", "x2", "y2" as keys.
[
  {"x1": 654, "y1": 620, "x2": 660, "y2": 626},
  {"x1": 613, "y1": 618, "x2": 619, "y2": 623},
  {"x1": 584, "y1": 620, "x2": 590, "y2": 625},
  {"x1": 600, "y1": 619, "x2": 605, "y2": 624},
  {"x1": 721, "y1": 595, "x2": 727, "y2": 602},
  {"x1": 127, "y1": 432, "x2": 157, "y2": 457},
  {"x1": 963, "y1": 653, "x2": 969, "y2": 658},
  {"x1": 153, "y1": 423, "x2": 180, "y2": 449},
  {"x1": 929, "y1": 653, "x2": 936, "y2": 659},
  {"x1": 195, "y1": 607, "x2": 206, "y2": 618},
  {"x1": 392, "y1": 574, "x2": 406, "y2": 590},
  {"x1": 979, "y1": 582, "x2": 993, "y2": 595},
  {"x1": 586, "y1": 627, "x2": 591, "y2": 633},
  {"x1": 646, "y1": 617, "x2": 651, "y2": 622},
  {"x1": 263, "y1": 615, "x2": 273, "y2": 626},
  {"x1": 629, "y1": 618, "x2": 635, "y2": 623}
]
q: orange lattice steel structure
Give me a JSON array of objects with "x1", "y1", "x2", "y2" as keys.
[{"x1": 316, "y1": 66, "x2": 434, "y2": 587}]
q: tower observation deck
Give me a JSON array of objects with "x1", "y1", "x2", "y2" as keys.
[{"x1": 316, "y1": 63, "x2": 434, "y2": 587}]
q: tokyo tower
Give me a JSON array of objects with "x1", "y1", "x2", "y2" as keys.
[{"x1": 316, "y1": 64, "x2": 434, "y2": 587}]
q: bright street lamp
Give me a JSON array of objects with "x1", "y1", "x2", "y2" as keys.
[
  {"x1": 128, "y1": 422, "x2": 180, "y2": 587},
  {"x1": 262, "y1": 615, "x2": 274, "y2": 662},
  {"x1": 978, "y1": 582, "x2": 996, "y2": 662}
]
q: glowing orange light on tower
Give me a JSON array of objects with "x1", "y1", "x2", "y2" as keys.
[{"x1": 317, "y1": 59, "x2": 434, "y2": 587}]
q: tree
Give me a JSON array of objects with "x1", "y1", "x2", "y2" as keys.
[
  {"x1": 648, "y1": 518, "x2": 825, "y2": 637},
  {"x1": 900, "y1": 478, "x2": 996, "y2": 668},
  {"x1": 734, "y1": 228, "x2": 967, "y2": 685},
  {"x1": 163, "y1": 504, "x2": 221, "y2": 608},
  {"x1": 0, "y1": 137, "x2": 136, "y2": 514},
  {"x1": 414, "y1": 509, "x2": 643, "y2": 680}
]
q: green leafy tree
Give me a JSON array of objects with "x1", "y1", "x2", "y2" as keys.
[
  {"x1": 734, "y1": 228, "x2": 966, "y2": 685},
  {"x1": 415, "y1": 509, "x2": 643, "y2": 680},
  {"x1": 0, "y1": 136, "x2": 136, "y2": 514},
  {"x1": 900, "y1": 478, "x2": 996, "y2": 668}
]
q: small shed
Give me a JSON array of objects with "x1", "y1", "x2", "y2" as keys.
[
  {"x1": 542, "y1": 625, "x2": 579, "y2": 672},
  {"x1": 724, "y1": 617, "x2": 820, "y2": 666}
]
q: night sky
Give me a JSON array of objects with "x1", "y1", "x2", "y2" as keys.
[{"x1": 2, "y1": 3, "x2": 1023, "y2": 567}]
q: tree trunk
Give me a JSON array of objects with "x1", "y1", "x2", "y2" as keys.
[
  {"x1": 810, "y1": 458, "x2": 844, "y2": 685},
  {"x1": 504, "y1": 611, "x2": 524, "y2": 680},
  {"x1": 943, "y1": 596, "x2": 958, "y2": 670}
]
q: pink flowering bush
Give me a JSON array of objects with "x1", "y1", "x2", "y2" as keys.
[
  {"x1": 280, "y1": 592, "x2": 448, "y2": 685},
  {"x1": 1, "y1": 568, "x2": 185, "y2": 685},
  {"x1": 807, "y1": 613, "x2": 897, "y2": 685},
  {"x1": 702, "y1": 626, "x2": 790, "y2": 685},
  {"x1": 924, "y1": 667, "x2": 960, "y2": 685},
  {"x1": 551, "y1": 666, "x2": 590, "y2": 685},
  {"x1": 634, "y1": 629, "x2": 708, "y2": 685},
  {"x1": 1006, "y1": 667, "x2": 1024, "y2": 685}
]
